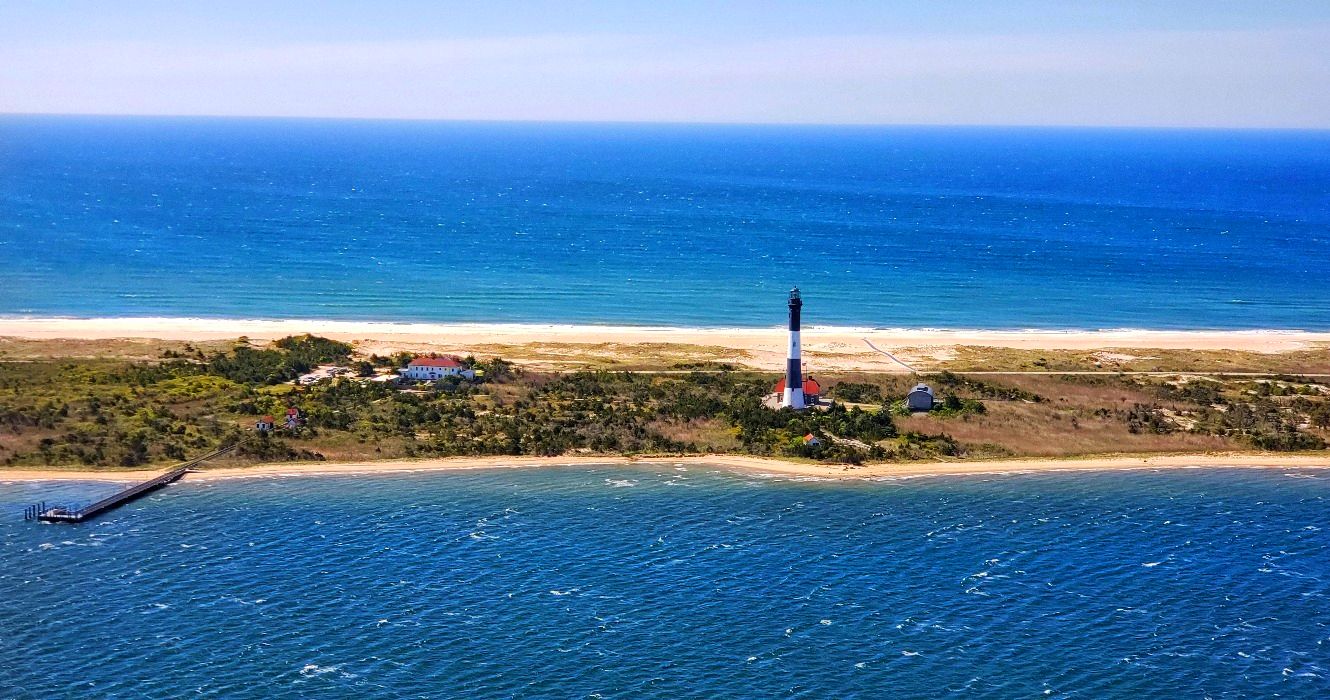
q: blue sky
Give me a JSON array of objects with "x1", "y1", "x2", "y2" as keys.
[{"x1": 2, "y1": 1, "x2": 1328, "y2": 127}]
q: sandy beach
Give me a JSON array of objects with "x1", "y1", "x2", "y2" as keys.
[
  {"x1": 3, "y1": 316, "x2": 1328, "y2": 372},
  {"x1": 3, "y1": 452, "x2": 1327, "y2": 484}
]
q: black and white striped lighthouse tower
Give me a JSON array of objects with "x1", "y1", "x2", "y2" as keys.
[{"x1": 782, "y1": 287, "x2": 805, "y2": 409}]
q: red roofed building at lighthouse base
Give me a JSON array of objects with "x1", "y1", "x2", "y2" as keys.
[
  {"x1": 773, "y1": 377, "x2": 821, "y2": 403},
  {"x1": 400, "y1": 355, "x2": 475, "y2": 381}
]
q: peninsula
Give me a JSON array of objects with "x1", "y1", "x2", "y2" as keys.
[{"x1": 1, "y1": 319, "x2": 1327, "y2": 479}]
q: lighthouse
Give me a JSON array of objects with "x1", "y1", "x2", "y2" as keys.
[{"x1": 782, "y1": 287, "x2": 805, "y2": 409}]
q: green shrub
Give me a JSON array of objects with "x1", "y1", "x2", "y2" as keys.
[{"x1": 831, "y1": 382, "x2": 883, "y2": 403}]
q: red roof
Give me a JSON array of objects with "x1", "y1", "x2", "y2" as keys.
[
  {"x1": 410, "y1": 356, "x2": 462, "y2": 368},
  {"x1": 773, "y1": 377, "x2": 822, "y2": 395}
]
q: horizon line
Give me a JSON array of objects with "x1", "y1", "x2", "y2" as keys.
[{"x1": 4, "y1": 110, "x2": 1329, "y2": 133}]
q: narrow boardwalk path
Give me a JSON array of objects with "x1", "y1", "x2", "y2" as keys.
[{"x1": 860, "y1": 338, "x2": 918, "y2": 372}]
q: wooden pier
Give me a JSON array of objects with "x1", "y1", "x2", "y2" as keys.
[{"x1": 24, "y1": 445, "x2": 234, "y2": 524}]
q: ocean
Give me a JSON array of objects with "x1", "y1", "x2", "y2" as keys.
[
  {"x1": 2, "y1": 466, "x2": 1327, "y2": 697},
  {"x1": 1, "y1": 116, "x2": 1328, "y2": 330}
]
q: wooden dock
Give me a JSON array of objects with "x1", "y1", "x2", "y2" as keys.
[{"x1": 24, "y1": 445, "x2": 235, "y2": 524}]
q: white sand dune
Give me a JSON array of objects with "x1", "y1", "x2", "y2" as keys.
[{"x1": 2, "y1": 316, "x2": 1325, "y2": 372}]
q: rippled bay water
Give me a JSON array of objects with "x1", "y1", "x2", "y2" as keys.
[{"x1": 2, "y1": 466, "x2": 1328, "y2": 698}]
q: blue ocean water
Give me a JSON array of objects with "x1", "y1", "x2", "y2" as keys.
[
  {"x1": 1, "y1": 116, "x2": 1328, "y2": 329},
  {"x1": 2, "y1": 466, "x2": 1328, "y2": 698}
]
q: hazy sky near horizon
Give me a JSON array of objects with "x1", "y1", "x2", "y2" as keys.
[{"x1": 2, "y1": 1, "x2": 1328, "y2": 128}]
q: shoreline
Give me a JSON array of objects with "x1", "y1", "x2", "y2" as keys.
[
  {"x1": 4, "y1": 314, "x2": 1328, "y2": 334},
  {"x1": 3, "y1": 318, "x2": 1327, "y2": 375},
  {"x1": 2, "y1": 316, "x2": 1327, "y2": 345},
  {"x1": 3, "y1": 452, "x2": 1328, "y2": 484}
]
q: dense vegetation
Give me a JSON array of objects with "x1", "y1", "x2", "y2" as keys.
[
  {"x1": 0, "y1": 338, "x2": 948, "y2": 467},
  {"x1": 1, "y1": 336, "x2": 1326, "y2": 469},
  {"x1": 1130, "y1": 376, "x2": 1329, "y2": 450},
  {"x1": 830, "y1": 382, "x2": 883, "y2": 403},
  {"x1": 208, "y1": 334, "x2": 353, "y2": 384}
]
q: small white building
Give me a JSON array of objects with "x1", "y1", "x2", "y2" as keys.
[
  {"x1": 907, "y1": 383, "x2": 935, "y2": 411},
  {"x1": 399, "y1": 356, "x2": 475, "y2": 381}
]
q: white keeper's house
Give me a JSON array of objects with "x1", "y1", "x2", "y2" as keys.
[{"x1": 399, "y1": 355, "x2": 475, "y2": 381}]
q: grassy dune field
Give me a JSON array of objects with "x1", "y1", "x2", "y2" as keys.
[{"x1": 1, "y1": 333, "x2": 1327, "y2": 472}]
